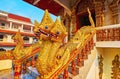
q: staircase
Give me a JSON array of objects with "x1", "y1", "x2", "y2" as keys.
[
  {"x1": 20, "y1": 24, "x2": 120, "y2": 79},
  {"x1": 47, "y1": 32, "x2": 96, "y2": 79},
  {"x1": 19, "y1": 31, "x2": 96, "y2": 79},
  {"x1": 75, "y1": 47, "x2": 97, "y2": 79},
  {"x1": 0, "y1": 32, "x2": 96, "y2": 79},
  {"x1": 25, "y1": 32, "x2": 96, "y2": 79}
]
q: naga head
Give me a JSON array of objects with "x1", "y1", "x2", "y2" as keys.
[
  {"x1": 50, "y1": 18, "x2": 67, "y2": 42},
  {"x1": 34, "y1": 9, "x2": 54, "y2": 40},
  {"x1": 34, "y1": 10, "x2": 67, "y2": 42}
]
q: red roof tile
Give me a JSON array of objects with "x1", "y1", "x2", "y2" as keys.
[{"x1": 8, "y1": 13, "x2": 32, "y2": 23}]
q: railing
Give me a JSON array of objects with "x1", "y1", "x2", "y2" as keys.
[
  {"x1": 0, "y1": 41, "x2": 40, "y2": 79},
  {"x1": 49, "y1": 32, "x2": 95, "y2": 79},
  {"x1": 0, "y1": 31, "x2": 95, "y2": 79},
  {"x1": 13, "y1": 47, "x2": 40, "y2": 79},
  {"x1": 24, "y1": 40, "x2": 29, "y2": 44},
  {"x1": 96, "y1": 24, "x2": 120, "y2": 41},
  {"x1": 23, "y1": 29, "x2": 31, "y2": 33}
]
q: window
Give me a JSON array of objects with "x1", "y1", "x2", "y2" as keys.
[
  {"x1": 0, "y1": 34, "x2": 3, "y2": 41},
  {"x1": 23, "y1": 36, "x2": 29, "y2": 43},
  {"x1": 1, "y1": 23, "x2": 5, "y2": 26},
  {"x1": 12, "y1": 23, "x2": 20, "y2": 29}
]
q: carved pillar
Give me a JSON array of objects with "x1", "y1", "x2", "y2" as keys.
[
  {"x1": 107, "y1": 29, "x2": 111, "y2": 41},
  {"x1": 96, "y1": 30, "x2": 100, "y2": 41},
  {"x1": 77, "y1": 54, "x2": 83, "y2": 67},
  {"x1": 71, "y1": 60, "x2": 76, "y2": 76},
  {"x1": 63, "y1": 68, "x2": 69, "y2": 79},
  {"x1": 109, "y1": 0, "x2": 119, "y2": 24},
  {"x1": 83, "y1": 47, "x2": 87, "y2": 59},
  {"x1": 66, "y1": 16, "x2": 71, "y2": 40},
  {"x1": 94, "y1": 2, "x2": 105, "y2": 27},
  {"x1": 14, "y1": 60, "x2": 22, "y2": 79},
  {"x1": 71, "y1": 15, "x2": 77, "y2": 36},
  {"x1": 60, "y1": 15, "x2": 71, "y2": 40}
]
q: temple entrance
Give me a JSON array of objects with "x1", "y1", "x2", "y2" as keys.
[{"x1": 77, "y1": 11, "x2": 96, "y2": 29}]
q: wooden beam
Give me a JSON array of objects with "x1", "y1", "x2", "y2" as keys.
[
  {"x1": 54, "y1": 0, "x2": 71, "y2": 16},
  {"x1": 33, "y1": 0, "x2": 40, "y2": 5}
]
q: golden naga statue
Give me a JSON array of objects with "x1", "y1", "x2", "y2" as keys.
[
  {"x1": 0, "y1": 8, "x2": 95, "y2": 79},
  {"x1": 12, "y1": 30, "x2": 36, "y2": 60},
  {"x1": 35, "y1": 10, "x2": 67, "y2": 78},
  {"x1": 34, "y1": 8, "x2": 95, "y2": 79}
]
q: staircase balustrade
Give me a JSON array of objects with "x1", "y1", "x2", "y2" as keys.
[
  {"x1": 49, "y1": 32, "x2": 95, "y2": 79},
  {"x1": 0, "y1": 31, "x2": 95, "y2": 79},
  {"x1": 96, "y1": 24, "x2": 120, "y2": 41}
]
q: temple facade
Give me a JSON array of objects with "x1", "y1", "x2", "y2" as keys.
[
  {"x1": 23, "y1": 0, "x2": 120, "y2": 79},
  {"x1": 0, "y1": 0, "x2": 120, "y2": 79}
]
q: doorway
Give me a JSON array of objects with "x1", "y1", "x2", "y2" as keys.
[{"x1": 77, "y1": 11, "x2": 96, "y2": 29}]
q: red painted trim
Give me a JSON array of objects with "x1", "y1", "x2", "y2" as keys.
[{"x1": 0, "y1": 29, "x2": 36, "y2": 37}]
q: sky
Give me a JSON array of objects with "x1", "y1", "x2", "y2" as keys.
[{"x1": 0, "y1": 0, "x2": 57, "y2": 23}]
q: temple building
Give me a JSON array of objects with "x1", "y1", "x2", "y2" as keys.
[
  {"x1": 23, "y1": 0, "x2": 120, "y2": 79},
  {"x1": 0, "y1": 0, "x2": 120, "y2": 79},
  {"x1": 0, "y1": 10, "x2": 36, "y2": 75},
  {"x1": 0, "y1": 10, "x2": 35, "y2": 51}
]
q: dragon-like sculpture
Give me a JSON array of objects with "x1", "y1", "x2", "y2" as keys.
[
  {"x1": 0, "y1": 30, "x2": 41, "y2": 60},
  {"x1": 0, "y1": 7, "x2": 95, "y2": 79},
  {"x1": 34, "y1": 10, "x2": 68, "y2": 78},
  {"x1": 12, "y1": 30, "x2": 42, "y2": 60},
  {"x1": 34, "y1": 8, "x2": 95, "y2": 79}
]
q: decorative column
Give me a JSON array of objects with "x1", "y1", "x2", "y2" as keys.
[
  {"x1": 107, "y1": 29, "x2": 111, "y2": 41},
  {"x1": 82, "y1": 48, "x2": 87, "y2": 60},
  {"x1": 71, "y1": 14, "x2": 77, "y2": 34},
  {"x1": 94, "y1": 1, "x2": 105, "y2": 27},
  {"x1": 60, "y1": 14, "x2": 71, "y2": 41},
  {"x1": 96, "y1": 30, "x2": 100, "y2": 41},
  {"x1": 71, "y1": 60, "x2": 76, "y2": 76},
  {"x1": 65, "y1": 15, "x2": 71, "y2": 40},
  {"x1": 77, "y1": 54, "x2": 83, "y2": 67},
  {"x1": 10, "y1": 22, "x2": 12, "y2": 29},
  {"x1": 7, "y1": 35, "x2": 12, "y2": 42},
  {"x1": 71, "y1": 6, "x2": 77, "y2": 34},
  {"x1": 109, "y1": 0, "x2": 119, "y2": 24},
  {"x1": 31, "y1": 26, "x2": 33, "y2": 33},
  {"x1": 63, "y1": 68, "x2": 69, "y2": 79},
  {"x1": 21, "y1": 24, "x2": 23, "y2": 32},
  {"x1": 14, "y1": 60, "x2": 22, "y2": 79}
]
